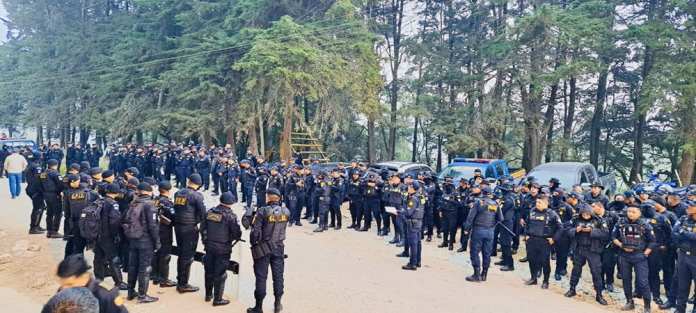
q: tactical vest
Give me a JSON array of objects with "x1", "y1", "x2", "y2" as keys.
[
  {"x1": 261, "y1": 205, "x2": 290, "y2": 244},
  {"x1": 618, "y1": 220, "x2": 647, "y2": 251},
  {"x1": 205, "y1": 207, "x2": 230, "y2": 245},
  {"x1": 173, "y1": 188, "x2": 197, "y2": 225},
  {"x1": 527, "y1": 210, "x2": 554, "y2": 237},
  {"x1": 473, "y1": 199, "x2": 498, "y2": 229},
  {"x1": 677, "y1": 217, "x2": 696, "y2": 254}
]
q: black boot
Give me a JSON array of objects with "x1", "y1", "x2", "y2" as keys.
[
  {"x1": 426, "y1": 235, "x2": 432, "y2": 242},
  {"x1": 643, "y1": 299, "x2": 651, "y2": 313},
  {"x1": 524, "y1": 278, "x2": 537, "y2": 285},
  {"x1": 658, "y1": 300, "x2": 674, "y2": 310},
  {"x1": 212, "y1": 279, "x2": 230, "y2": 306},
  {"x1": 177, "y1": 283, "x2": 199, "y2": 293},
  {"x1": 456, "y1": 246, "x2": 466, "y2": 253},
  {"x1": 621, "y1": 300, "x2": 635, "y2": 311},
  {"x1": 565, "y1": 288, "x2": 576, "y2": 298},
  {"x1": 466, "y1": 268, "x2": 481, "y2": 282},
  {"x1": 596, "y1": 292, "x2": 608, "y2": 305},
  {"x1": 137, "y1": 272, "x2": 158, "y2": 303},
  {"x1": 247, "y1": 297, "x2": 264, "y2": 313},
  {"x1": 480, "y1": 268, "x2": 488, "y2": 281},
  {"x1": 438, "y1": 242, "x2": 448, "y2": 248},
  {"x1": 127, "y1": 289, "x2": 137, "y2": 301},
  {"x1": 111, "y1": 266, "x2": 127, "y2": 290},
  {"x1": 448, "y1": 243, "x2": 454, "y2": 251},
  {"x1": 274, "y1": 297, "x2": 283, "y2": 313}
]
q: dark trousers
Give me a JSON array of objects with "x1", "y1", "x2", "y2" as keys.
[
  {"x1": 527, "y1": 237, "x2": 552, "y2": 282},
  {"x1": 212, "y1": 174, "x2": 220, "y2": 194},
  {"x1": 470, "y1": 228, "x2": 494, "y2": 270},
  {"x1": 118, "y1": 233, "x2": 130, "y2": 269},
  {"x1": 555, "y1": 235, "x2": 571, "y2": 275},
  {"x1": 128, "y1": 246, "x2": 154, "y2": 295},
  {"x1": 29, "y1": 196, "x2": 45, "y2": 229},
  {"x1": 407, "y1": 230, "x2": 422, "y2": 266},
  {"x1": 676, "y1": 251, "x2": 696, "y2": 312},
  {"x1": 175, "y1": 225, "x2": 199, "y2": 286},
  {"x1": 349, "y1": 200, "x2": 362, "y2": 227},
  {"x1": 569, "y1": 247, "x2": 603, "y2": 292},
  {"x1": 499, "y1": 220, "x2": 515, "y2": 267},
  {"x1": 253, "y1": 251, "x2": 285, "y2": 301},
  {"x1": 200, "y1": 171, "x2": 210, "y2": 190},
  {"x1": 423, "y1": 206, "x2": 434, "y2": 236},
  {"x1": 288, "y1": 197, "x2": 300, "y2": 224},
  {"x1": 620, "y1": 252, "x2": 651, "y2": 301},
  {"x1": 43, "y1": 193, "x2": 62, "y2": 233},
  {"x1": 601, "y1": 248, "x2": 618, "y2": 286},
  {"x1": 648, "y1": 247, "x2": 673, "y2": 299},
  {"x1": 243, "y1": 188, "x2": 253, "y2": 208},
  {"x1": 94, "y1": 239, "x2": 123, "y2": 285},
  {"x1": 457, "y1": 207, "x2": 469, "y2": 248},
  {"x1": 256, "y1": 191, "x2": 267, "y2": 208},
  {"x1": 329, "y1": 204, "x2": 342, "y2": 228},
  {"x1": 364, "y1": 199, "x2": 381, "y2": 231},
  {"x1": 441, "y1": 210, "x2": 457, "y2": 244},
  {"x1": 204, "y1": 251, "x2": 230, "y2": 296},
  {"x1": 153, "y1": 227, "x2": 173, "y2": 282},
  {"x1": 64, "y1": 219, "x2": 86, "y2": 258}
]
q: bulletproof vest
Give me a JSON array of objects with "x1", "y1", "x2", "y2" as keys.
[
  {"x1": 317, "y1": 179, "x2": 332, "y2": 204},
  {"x1": 173, "y1": 188, "x2": 198, "y2": 225},
  {"x1": 255, "y1": 174, "x2": 269, "y2": 192},
  {"x1": 527, "y1": 209, "x2": 554, "y2": 237},
  {"x1": 155, "y1": 195, "x2": 175, "y2": 226},
  {"x1": 40, "y1": 169, "x2": 59, "y2": 193},
  {"x1": 67, "y1": 187, "x2": 93, "y2": 219},
  {"x1": 424, "y1": 183, "x2": 436, "y2": 200},
  {"x1": 330, "y1": 178, "x2": 344, "y2": 202},
  {"x1": 440, "y1": 185, "x2": 457, "y2": 211},
  {"x1": 383, "y1": 184, "x2": 406, "y2": 206},
  {"x1": 574, "y1": 217, "x2": 597, "y2": 247},
  {"x1": 677, "y1": 217, "x2": 696, "y2": 253},
  {"x1": 405, "y1": 194, "x2": 425, "y2": 230},
  {"x1": 204, "y1": 206, "x2": 231, "y2": 245},
  {"x1": 261, "y1": 204, "x2": 290, "y2": 244},
  {"x1": 618, "y1": 219, "x2": 648, "y2": 251},
  {"x1": 473, "y1": 198, "x2": 499, "y2": 229},
  {"x1": 364, "y1": 182, "x2": 379, "y2": 198},
  {"x1": 269, "y1": 175, "x2": 284, "y2": 191},
  {"x1": 648, "y1": 215, "x2": 670, "y2": 245},
  {"x1": 556, "y1": 203, "x2": 574, "y2": 223},
  {"x1": 348, "y1": 179, "x2": 363, "y2": 197}
]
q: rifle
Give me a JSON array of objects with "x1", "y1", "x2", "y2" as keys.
[{"x1": 171, "y1": 239, "x2": 245, "y2": 274}]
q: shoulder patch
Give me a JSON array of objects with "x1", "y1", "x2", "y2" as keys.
[
  {"x1": 114, "y1": 295, "x2": 125, "y2": 306},
  {"x1": 207, "y1": 212, "x2": 223, "y2": 222}
]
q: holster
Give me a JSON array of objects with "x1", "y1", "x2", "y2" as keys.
[{"x1": 251, "y1": 242, "x2": 273, "y2": 260}]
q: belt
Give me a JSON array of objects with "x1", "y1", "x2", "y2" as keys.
[{"x1": 679, "y1": 249, "x2": 696, "y2": 256}]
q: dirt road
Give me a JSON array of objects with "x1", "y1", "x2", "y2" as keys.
[{"x1": 0, "y1": 180, "x2": 623, "y2": 313}]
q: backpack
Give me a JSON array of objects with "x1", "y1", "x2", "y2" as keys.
[
  {"x1": 122, "y1": 202, "x2": 145, "y2": 240},
  {"x1": 79, "y1": 199, "x2": 104, "y2": 241}
]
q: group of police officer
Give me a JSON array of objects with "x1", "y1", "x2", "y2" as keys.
[
  {"x1": 21, "y1": 142, "x2": 696, "y2": 313},
  {"x1": 25, "y1": 150, "x2": 291, "y2": 313}
]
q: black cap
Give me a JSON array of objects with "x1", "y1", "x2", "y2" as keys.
[
  {"x1": 137, "y1": 182, "x2": 153, "y2": 192},
  {"x1": 158, "y1": 181, "x2": 172, "y2": 191},
  {"x1": 57, "y1": 254, "x2": 91, "y2": 278},
  {"x1": 89, "y1": 167, "x2": 102, "y2": 176},
  {"x1": 143, "y1": 177, "x2": 157, "y2": 186},
  {"x1": 538, "y1": 187, "x2": 551, "y2": 198},
  {"x1": 220, "y1": 192, "x2": 237, "y2": 205},
  {"x1": 67, "y1": 174, "x2": 80, "y2": 182},
  {"x1": 47, "y1": 159, "x2": 58, "y2": 167},
  {"x1": 578, "y1": 203, "x2": 592, "y2": 215},
  {"x1": 188, "y1": 173, "x2": 203, "y2": 185},
  {"x1": 126, "y1": 167, "x2": 140, "y2": 176},
  {"x1": 568, "y1": 191, "x2": 583, "y2": 199},
  {"x1": 79, "y1": 161, "x2": 90, "y2": 170},
  {"x1": 106, "y1": 183, "x2": 121, "y2": 194},
  {"x1": 80, "y1": 173, "x2": 91, "y2": 183},
  {"x1": 266, "y1": 188, "x2": 282, "y2": 197},
  {"x1": 549, "y1": 178, "x2": 560, "y2": 185},
  {"x1": 102, "y1": 170, "x2": 114, "y2": 179},
  {"x1": 127, "y1": 177, "x2": 140, "y2": 187},
  {"x1": 474, "y1": 168, "x2": 482, "y2": 173},
  {"x1": 651, "y1": 196, "x2": 667, "y2": 207},
  {"x1": 590, "y1": 182, "x2": 604, "y2": 189},
  {"x1": 70, "y1": 163, "x2": 80, "y2": 171}
]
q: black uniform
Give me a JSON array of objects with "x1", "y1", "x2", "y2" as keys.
[
  {"x1": 439, "y1": 183, "x2": 459, "y2": 248},
  {"x1": 673, "y1": 215, "x2": 696, "y2": 313},
  {"x1": 568, "y1": 213, "x2": 610, "y2": 293},
  {"x1": 173, "y1": 187, "x2": 206, "y2": 289},
  {"x1": 346, "y1": 177, "x2": 365, "y2": 229},
  {"x1": 596, "y1": 210, "x2": 620, "y2": 289},
  {"x1": 40, "y1": 168, "x2": 64, "y2": 235},
  {"x1": 152, "y1": 195, "x2": 176, "y2": 285},
  {"x1": 93, "y1": 197, "x2": 125, "y2": 288},
  {"x1": 85, "y1": 278, "x2": 129, "y2": 313},
  {"x1": 63, "y1": 185, "x2": 97, "y2": 258},
  {"x1": 612, "y1": 217, "x2": 656, "y2": 304},
  {"x1": 125, "y1": 195, "x2": 160, "y2": 299},
  {"x1": 25, "y1": 161, "x2": 45, "y2": 232},
  {"x1": 525, "y1": 207, "x2": 562, "y2": 284},
  {"x1": 249, "y1": 201, "x2": 290, "y2": 311},
  {"x1": 200, "y1": 204, "x2": 242, "y2": 302}
]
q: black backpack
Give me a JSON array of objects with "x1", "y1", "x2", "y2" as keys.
[
  {"x1": 122, "y1": 202, "x2": 145, "y2": 240},
  {"x1": 79, "y1": 199, "x2": 104, "y2": 241}
]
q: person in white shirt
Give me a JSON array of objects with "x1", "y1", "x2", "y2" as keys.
[{"x1": 4, "y1": 149, "x2": 28, "y2": 199}]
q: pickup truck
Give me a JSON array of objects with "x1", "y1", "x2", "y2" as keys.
[
  {"x1": 437, "y1": 158, "x2": 526, "y2": 184},
  {"x1": 527, "y1": 162, "x2": 616, "y2": 196}
]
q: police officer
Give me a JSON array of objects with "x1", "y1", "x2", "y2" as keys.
[
  {"x1": 41, "y1": 159, "x2": 64, "y2": 238},
  {"x1": 240, "y1": 159, "x2": 257, "y2": 209},
  {"x1": 313, "y1": 171, "x2": 331, "y2": 233},
  {"x1": 173, "y1": 173, "x2": 206, "y2": 293},
  {"x1": 612, "y1": 205, "x2": 655, "y2": 312},
  {"x1": 347, "y1": 171, "x2": 365, "y2": 230},
  {"x1": 151, "y1": 181, "x2": 177, "y2": 288},
  {"x1": 285, "y1": 167, "x2": 304, "y2": 227},
  {"x1": 464, "y1": 186, "x2": 502, "y2": 282},
  {"x1": 564, "y1": 203, "x2": 609, "y2": 305},
  {"x1": 124, "y1": 182, "x2": 159, "y2": 303},
  {"x1": 194, "y1": 149, "x2": 211, "y2": 191},
  {"x1": 383, "y1": 173, "x2": 405, "y2": 245},
  {"x1": 585, "y1": 182, "x2": 609, "y2": 208},
  {"x1": 672, "y1": 201, "x2": 696, "y2": 313},
  {"x1": 93, "y1": 183, "x2": 127, "y2": 290},
  {"x1": 642, "y1": 200, "x2": 673, "y2": 306},
  {"x1": 329, "y1": 169, "x2": 345, "y2": 230},
  {"x1": 200, "y1": 192, "x2": 242, "y2": 306},
  {"x1": 590, "y1": 200, "x2": 620, "y2": 293},
  {"x1": 421, "y1": 173, "x2": 438, "y2": 242},
  {"x1": 552, "y1": 188, "x2": 573, "y2": 281},
  {"x1": 247, "y1": 188, "x2": 290, "y2": 313},
  {"x1": 402, "y1": 181, "x2": 425, "y2": 271},
  {"x1": 438, "y1": 176, "x2": 458, "y2": 250},
  {"x1": 363, "y1": 173, "x2": 382, "y2": 233},
  {"x1": 255, "y1": 167, "x2": 270, "y2": 207},
  {"x1": 63, "y1": 174, "x2": 97, "y2": 258},
  {"x1": 26, "y1": 157, "x2": 46, "y2": 234},
  {"x1": 457, "y1": 180, "x2": 472, "y2": 252},
  {"x1": 52, "y1": 254, "x2": 128, "y2": 313},
  {"x1": 524, "y1": 188, "x2": 562, "y2": 289},
  {"x1": 496, "y1": 182, "x2": 516, "y2": 271}
]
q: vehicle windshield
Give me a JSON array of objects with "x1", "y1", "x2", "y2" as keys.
[
  {"x1": 526, "y1": 170, "x2": 577, "y2": 188},
  {"x1": 1, "y1": 141, "x2": 35, "y2": 148},
  {"x1": 438, "y1": 166, "x2": 481, "y2": 181}
]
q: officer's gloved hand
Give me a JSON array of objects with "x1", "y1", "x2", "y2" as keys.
[{"x1": 242, "y1": 214, "x2": 252, "y2": 230}]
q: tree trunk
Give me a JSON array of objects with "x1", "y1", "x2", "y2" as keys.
[
  {"x1": 411, "y1": 118, "x2": 418, "y2": 162},
  {"x1": 135, "y1": 130, "x2": 143, "y2": 146},
  {"x1": 543, "y1": 83, "x2": 558, "y2": 163},
  {"x1": 247, "y1": 121, "x2": 259, "y2": 156},
  {"x1": 279, "y1": 95, "x2": 293, "y2": 161},
  {"x1": 258, "y1": 105, "x2": 265, "y2": 157},
  {"x1": 386, "y1": 0, "x2": 405, "y2": 160},
  {"x1": 36, "y1": 125, "x2": 44, "y2": 145},
  {"x1": 367, "y1": 118, "x2": 376, "y2": 164},
  {"x1": 561, "y1": 76, "x2": 576, "y2": 161},
  {"x1": 679, "y1": 145, "x2": 695, "y2": 186},
  {"x1": 436, "y1": 135, "x2": 443, "y2": 172},
  {"x1": 590, "y1": 68, "x2": 608, "y2": 167}
]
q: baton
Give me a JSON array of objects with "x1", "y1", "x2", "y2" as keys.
[{"x1": 495, "y1": 220, "x2": 516, "y2": 237}]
